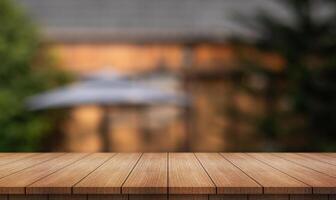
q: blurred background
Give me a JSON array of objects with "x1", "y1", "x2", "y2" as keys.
[{"x1": 0, "y1": 0, "x2": 335, "y2": 152}]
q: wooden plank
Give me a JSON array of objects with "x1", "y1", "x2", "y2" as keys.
[
  {"x1": 88, "y1": 195, "x2": 128, "y2": 200},
  {"x1": 169, "y1": 153, "x2": 215, "y2": 194},
  {"x1": 299, "y1": 153, "x2": 336, "y2": 166},
  {"x1": 250, "y1": 153, "x2": 336, "y2": 194},
  {"x1": 27, "y1": 153, "x2": 113, "y2": 194},
  {"x1": 129, "y1": 194, "x2": 167, "y2": 200},
  {"x1": 222, "y1": 153, "x2": 310, "y2": 194},
  {"x1": 0, "y1": 153, "x2": 335, "y2": 198},
  {"x1": 249, "y1": 195, "x2": 289, "y2": 200},
  {"x1": 0, "y1": 153, "x2": 64, "y2": 179},
  {"x1": 0, "y1": 154, "x2": 36, "y2": 167},
  {"x1": 209, "y1": 195, "x2": 248, "y2": 200},
  {"x1": 8, "y1": 195, "x2": 47, "y2": 200},
  {"x1": 74, "y1": 153, "x2": 142, "y2": 194},
  {"x1": 289, "y1": 195, "x2": 328, "y2": 200},
  {"x1": 323, "y1": 153, "x2": 336, "y2": 158},
  {"x1": 0, "y1": 153, "x2": 87, "y2": 194},
  {"x1": 169, "y1": 195, "x2": 207, "y2": 200},
  {"x1": 275, "y1": 153, "x2": 336, "y2": 177},
  {"x1": 48, "y1": 195, "x2": 87, "y2": 200},
  {"x1": 122, "y1": 153, "x2": 167, "y2": 194},
  {"x1": 195, "y1": 153, "x2": 262, "y2": 194}
]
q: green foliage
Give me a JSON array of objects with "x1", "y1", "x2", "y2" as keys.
[
  {"x1": 0, "y1": 0, "x2": 70, "y2": 151},
  {"x1": 230, "y1": 0, "x2": 336, "y2": 151}
]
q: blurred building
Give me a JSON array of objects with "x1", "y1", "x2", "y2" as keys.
[{"x1": 16, "y1": 0, "x2": 286, "y2": 152}]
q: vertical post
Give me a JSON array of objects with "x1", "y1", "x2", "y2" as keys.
[
  {"x1": 136, "y1": 106, "x2": 151, "y2": 151},
  {"x1": 182, "y1": 43, "x2": 195, "y2": 152},
  {"x1": 99, "y1": 106, "x2": 112, "y2": 152}
]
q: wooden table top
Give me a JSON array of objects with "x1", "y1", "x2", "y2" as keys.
[{"x1": 0, "y1": 153, "x2": 335, "y2": 195}]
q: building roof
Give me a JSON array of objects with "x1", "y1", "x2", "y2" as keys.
[{"x1": 16, "y1": 0, "x2": 289, "y2": 42}]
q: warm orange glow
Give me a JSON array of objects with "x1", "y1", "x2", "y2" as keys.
[
  {"x1": 194, "y1": 44, "x2": 237, "y2": 69},
  {"x1": 51, "y1": 43, "x2": 184, "y2": 73}
]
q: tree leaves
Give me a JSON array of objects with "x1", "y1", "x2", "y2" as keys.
[{"x1": 0, "y1": 0, "x2": 71, "y2": 151}]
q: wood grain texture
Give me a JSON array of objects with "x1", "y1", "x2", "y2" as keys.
[
  {"x1": 298, "y1": 153, "x2": 336, "y2": 166},
  {"x1": 0, "y1": 154, "x2": 11, "y2": 158},
  {"x1": 222, "y1": 153, "x2": 310, "y2": 194},
  {"x1": 8, "y1": 195, "x2": 47, "y2": 200},
  {"x1": 275, "y1": 153, "x2": 336, "y2": 177},
  {"x1": 249, "y1": 195, "x2": 289, "y2": 200},
  {"x1": 209, "y1": 195, "x2": 247, "y2": 200},
  {"x1": 0, "y1": 153, "x2": 336, "y2": 197},
  {"x1": 74, "y1": 153, "x2": 141, "y2": 194},
  {"x1": 122, "y1": 153, "x2": 167, "y2": 194},
  {"x1": 0, "y1": 154, "x2": 36, "y2": 167},
  {"x1": 289, "y1": 195, "x2": 328, "y2": 200},
  {"x1": 196, "y1": 153, "x2": 261, "y2": 194},
  {"x1": 48, "y1": 195, "x2": 87, "y2": 200},
  {"x1": 169, "y1": 153, "x2": 215, "y2": 194},
  {"x1": 0, "y1": 153, "x2": 63, "y2": 179},
  {"x1": 0, "y1": 153, "x2": 87, "y2": 194},
  {"x1": 27, "y1": 153, "x2": 113, "y2": 194},
  {"x1": 169, "y1": 195, "x2": 207, "y2": 200},
  {"x1": 129, "y1": 194, "x2": 167, "y2": 200},
  {"x1": 323, "y1": 153, "x2": 336, "y2": 158},
  {"x1": 4, "y1": 195, "x2": 334, "y2": 200},
  {"x1": 250, "y1": 153, "x2": 336, "y2": 194},
  {"x1": 88, "y1": 195, "x2": 128, "y2": 200}
]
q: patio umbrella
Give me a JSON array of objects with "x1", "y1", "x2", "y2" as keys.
[{"x1": 26, "y1": 71, "x2": 189, "y2": 151}]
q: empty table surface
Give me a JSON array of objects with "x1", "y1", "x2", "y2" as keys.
[{"x1": 0, "y1": 153, "x2": 335, "y2": 200}]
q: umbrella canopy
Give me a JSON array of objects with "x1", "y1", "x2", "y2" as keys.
[{"x1": 26, "y1": 72, "x2": 188, "y2": 110}]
